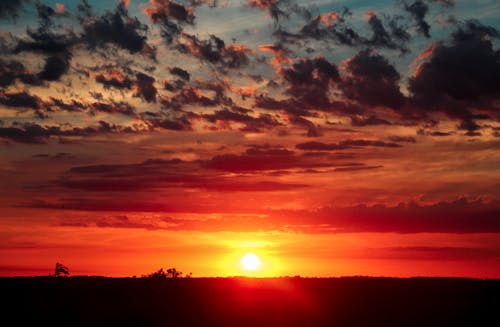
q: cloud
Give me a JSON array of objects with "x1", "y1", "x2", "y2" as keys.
[
  {"x1": 92, "y1": 69, "x2": 134, "y2": 89},
  {"x1": 202, "y1": 108, "x2": 281, "y2": 132},
  {"x1": 170, "y1": 67, "x2": 190, "y2": 81},
  {"x1": 135, "y1": 72, "x2": 157, "y2": 103},
  {"x1": 32, "y1": 197, "x2": 500, "y2": 234},
  {"x1": 143, "y1": 0, "x2": 195, "y2": 43},
  {"x1": 296, "y1": 139, "x2": 401, "y2": 151},
  {"x1": 350, "y1": 115, "x2": 392, "y2": 127},
  {"x1": 0, "y1": 0, "x2": 27, "y2": 20},
  {"x1": 0, "y1": 91, "x2": 42, "y2": 110},
  {"x1": 246, "y1": 0, "x2": 287, "y2": 22},
  {"x1": 258, "y1": 43, "x2": 292, "y2": 70},
  {"x1": 409, "y1": 20, "x2": 500, "y2": 131},
  {"x1": 38, "y1": 53, "x2": 71, "y2": 81},
  {"x1": 149, "y1": 116, "x2": 193, "y2": 131},
  {"x1": 0, "y1": 121, "x2": 140, "y2": 144},
  {"x1": 365, "y1": 11, "x2": 408, "y2": 53},
  {"x1": 403, "y1": 1, "x2": 431, "y2": 38},
  {"x1": 81, "y1": 2, "x2": 149, "y2": 54},
  {"x1": 57, "y1": 157, "x2": 308, "y2": 193},
  {"x1": 91, "y1": 101, "x2": 136, "y2": 117},
  {"x1": 0, "y1": 59, "x2": 41, "y2": 87},
  {"x1": 205, "y1": 147, "x2": 335, "y2": 172},
  {"x1": 299, "y1": 9, "x2": 362, "y2": 46},
  {"x1": 281, "y1": 57, "x2": 339, "y2": 108},
  {"x1": 341, "y1": 49, "x2": 405, "y2": 109},
  {"x1": 277, "y1": 198, "x2": 500, "y2": 233},
  {"x1": 388, "y1": 135, "x2": 417, "y2": 143},
  {"x1": 177, "y1": 34, "x2": 251, "y2": 69}
]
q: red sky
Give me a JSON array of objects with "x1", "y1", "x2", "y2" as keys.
[{"x1": 0, "y1": 0, "x2": 499, "y2": 278}]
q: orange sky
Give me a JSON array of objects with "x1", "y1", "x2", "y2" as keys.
[{"x1": 0, "y1": 0, "x2": 499, "y2": 278}]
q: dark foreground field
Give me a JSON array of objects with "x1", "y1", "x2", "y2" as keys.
[{"x1": 2, "y1": 276, "x2": 499, "y2": 327}]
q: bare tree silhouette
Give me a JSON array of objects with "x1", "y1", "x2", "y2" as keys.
[{"x1": 54, "y1": 262, "x2": 69, "y2": 277}]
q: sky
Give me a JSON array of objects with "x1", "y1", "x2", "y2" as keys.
[{"x1": 0, "y1": 0, "x2": 499, "y2": 278}]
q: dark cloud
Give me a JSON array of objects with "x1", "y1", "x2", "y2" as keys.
[
  {"x1": 341, "y1": 49, "x2": 405, "y2": 109},
  {"x1": 403, "y1": 0, "x2": 431, "y2": 38},
  {"x1": 148, "y1": 115, "x2": 193, "y2": 131},
  {"x1": 92, "y1": 101, "x2": 136, "y2": 117},
  {"x1": 135, "y1": 72, "x2": 157, "y2": 103},
  {"x1": 350, "y1": 115, "x2": 392, "y2": 127},
  {"x1": 296, "y1": 139, "x2": 401, "y2": 151},
  {"x1": 177, "y1": 34, "x2": 251, "y2": 69},
  {"x1": 0, "y1": 59, "x2": 41, "y2": 87},
  {"x1": 0, "y1": 91, "x2": 41, "y2": 110},
  {"x1": 409, "y1": 20, "x2": 500, "y2": 131},
  {"x1": 202, "y1": 108, "x2": 281, "y2": 132},
  {"x1": 162, "y1": 85, "x2": 218, "y2": 109},
  {"x1": 0, "y1": 121, "x2": 140, "y2": 144},
  {"x1": 81, "y1": 2, "x2": 149, "y2": 53},
  {"x1": 15, "y1": 28, "x2": 77, "y2": 55},
  {"x1": 299, "y1": 9, "x2": 409, "y2": 52},
  {"x1": 299, "y1": 9, "x2": 362, "y2": 46},
  {"x1": 143, "y1": 0, "x2": 195, "y2": 44},
  {"x1": 58, "y1": 157, "x2": 308, "y2": 193},
  {"x1": 366, "y1": 11, "x2": 408, "y2": 53},
  {"x1": 388, "y1": 135, "x2": 417, "y2": 143},
  {"x1": 38, "y1": 54, "x2": 71, "y2": 81},
  {"x1": 170, "y1": 67, "x2": 190, "y2": 81},
  {"x1": 93, "y1": 69, "x2": 133, "y2": 89},
  {"x1": 282, "y1": 57, "x2": 339, "y2": 108},
  {"x1": 204, "y1": 147, "x2": 344, "y2": 172},
  {"x1": 254, "y1": 96, "x2": 315, "y2": 117},
  {"x1": 0, "y1": 0, "x2": 27, "y2": 20}
]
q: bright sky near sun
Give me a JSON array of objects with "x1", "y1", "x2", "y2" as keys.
[{"x1": 0, "y1": 0, "x2": 499, "y2": 278}]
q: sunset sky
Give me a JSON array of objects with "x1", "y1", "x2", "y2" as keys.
[{"x1": 1, "y1": 0, "x2": 499, "y2": 278}]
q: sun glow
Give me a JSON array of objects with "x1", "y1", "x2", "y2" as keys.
[{"x1": 240, "y1": 253, "x2": 261, "y2": 271}]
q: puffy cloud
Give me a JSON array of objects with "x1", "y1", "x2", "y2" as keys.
[
  {"x1": 409, "y1": 20, "x2": 500, "y2": 131},
  {"x1": 281, "y1": 57, "x2": 339, "y2": 108},
  {"x1": 81, "y1": 2, "x2": 149, "y2": 53},
  {"x1": 341, "y1": 49, "x2": 405, "y2": 110},
  {"x1": 38, "y1": 53, "x2": 71, "y2": 81}
]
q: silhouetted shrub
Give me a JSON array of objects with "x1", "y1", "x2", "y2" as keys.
[{"x1": 142, "y1": 267, "x2": 183, "y2": 279}]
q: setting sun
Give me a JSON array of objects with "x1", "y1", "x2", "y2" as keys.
[{"x1": 240, "y1": 253, "x2": 261, "y2": 271}]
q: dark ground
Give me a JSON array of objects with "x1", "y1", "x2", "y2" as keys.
[{"x1": 1, "y1": 276, "x2": 499, "y2": 327}]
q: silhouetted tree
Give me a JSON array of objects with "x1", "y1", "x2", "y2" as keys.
[
  {"x1": 54, "y1": 262, "x2": 69, "y2": 277},
  {"x1": 143, "y1": 267, "x2": 184, "y2": 279},
  {"x1": 166, "y1": 268, "x2": 182, "y2": 278}
]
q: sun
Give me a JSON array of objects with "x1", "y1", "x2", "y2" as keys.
[{"x1": 240, "y1": 253, "x2": 261, "y2": 271}]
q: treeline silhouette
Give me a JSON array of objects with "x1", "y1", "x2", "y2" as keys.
[{"x1": 1, "y1": 275, "x2": 499, "y2": 327}]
